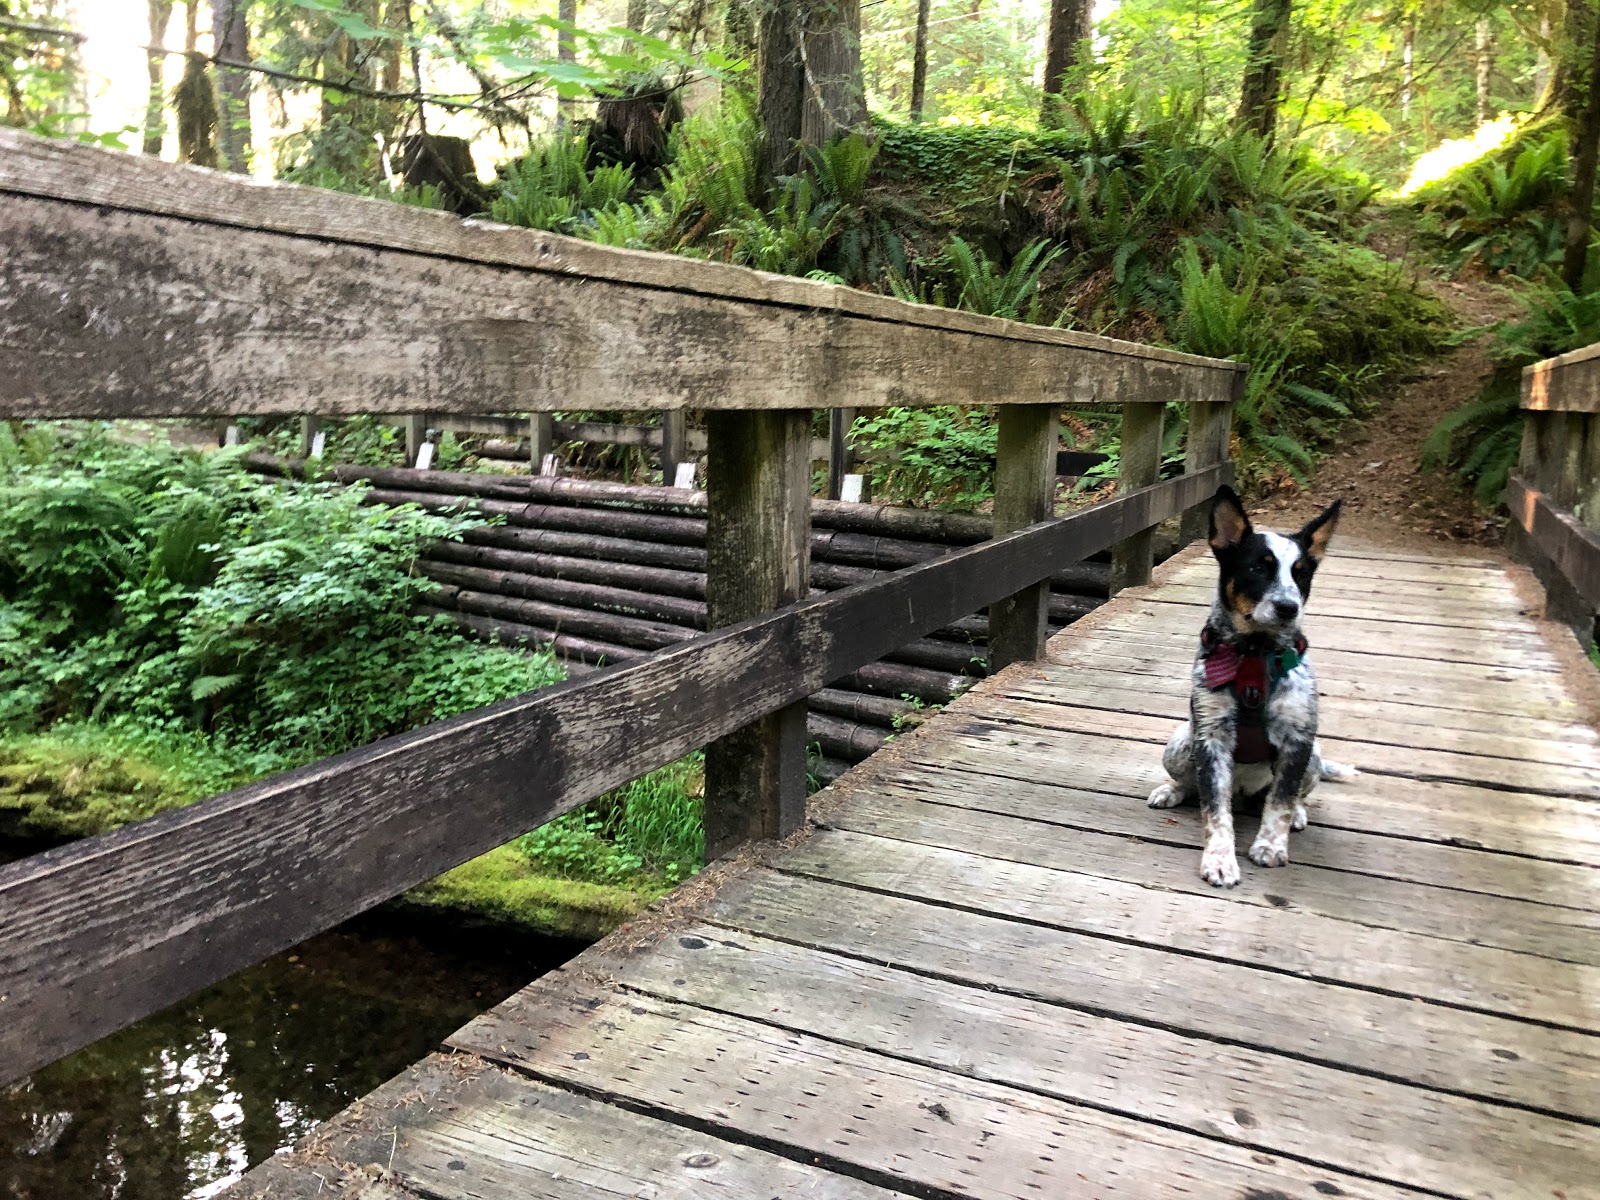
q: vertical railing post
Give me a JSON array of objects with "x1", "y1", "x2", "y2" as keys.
[
  {"x1": 299, "y1": 415, "x2": 321, "y2": 458},
  {"x1": 988, "y1": 404, "x2": 1057, "y2": 671},
  {"x1": 1179, "y1": 398, "x2": 1233, "y2": 545},
  {"x1": 528, "y1": 413, "x2": 554, "y2": 473},
  {"x1": 702, "y1": 409, "x2": 812, "y2": 861},
  {"x1": 1110, "y1": 402, "x2": 1164, "y2": 594},
  {"x1": 404, "y1": 414, "x2": 427, "y2": 466},
  {"x1": 827, "y1": 407, "x2": 856, "y2": 500},
  {"x1": 660, "y1": 410, "x2": 687, "y2": 485}
]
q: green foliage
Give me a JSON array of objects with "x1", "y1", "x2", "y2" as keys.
[
  {"x1": 0, "y1": 432, "x2": 564, "y2": 759},
  {"x1": 944, "y1": 235, "x2": 1062, "y2": 321},
  {"x1": 851, "y1": 407, "x2": 999, "y2": 510},
  {"x1": 518, "y1": 755, "x2": 703, "y2": 884},
  {"x1": 1414, "y1": 128, "x2": 1575, "y2": 278},
  {"x1": 491, "y1": 134, "x2": 636, "y2": 233}
]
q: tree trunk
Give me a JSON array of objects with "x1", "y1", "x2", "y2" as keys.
[
  {"x1": 909, "y1": 0, "x2": 930, "y2": 121},
  {"x1": 557, "y1": 0, "x2": 577, "y2": 129},
  {"x1": 1235, "y1": 0, "x2": 1292, "y2": 140},
  {"x1": 1548, "y1": 0, "x2": 1594, "y2": 116},
  {"x1": 1039, "y1": 0, "x2": 1091, "y2": 127},
  {"x1": 1475, "y1": 15, "x2": 1493, "y2": 124},
  {"x1": 627, "y1": 0, "x2": 648, "y2": 34},
  {"x1": 759, "y1": 0, "x2": 807, "y2": 179},
  {"x1": 1401, "y1": 19, "x2": 1414, "y2": 128},
  {"x1": 799, "y1": 0, "x2": 867, "y2": 145},
  {"x1": 1563, "y1": 0, "x2": 1600, "y2": 291},
  {"x1": 142, "y1": 0, "x2": 174, "y2": 155},
  {"x1": 210, "y1": 0, "x2": 250, "y2": 171},
  {"x1": 1535, "y1": 12, "x2": 1553, "y2": 106}
]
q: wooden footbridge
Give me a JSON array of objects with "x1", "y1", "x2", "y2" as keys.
[{"x1": 2, "y1": 131, "x2": 1598, "y2": 1200}]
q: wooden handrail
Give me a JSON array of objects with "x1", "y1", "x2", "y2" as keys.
[
  {"x1": 1510, "y1": 345, "x2": 1600, "y2": 644},
  {"x1": 0, "y1": 129, "x2": 1243, "y2": 420},
  {"x1": 0, "y1": 465, "x2": 1227, "y2": 1086}
]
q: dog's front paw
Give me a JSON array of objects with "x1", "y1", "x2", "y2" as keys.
[
  {"x1": 1248, "y1": 836, "x2": 1290, "y2": 868},
  {"x1": 1200, "y1": 846, "x2": 1241, "y2": 887},
  {"x1": 1291, "y1": 803, "x2": 1308, "y2": 832},
  {"x1": 1148, "y1": 782, "x2": 1185, "y2": 809}
]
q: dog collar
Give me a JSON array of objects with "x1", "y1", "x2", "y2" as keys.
[{"x1": 1199, "y1": 628, "x2": 1308, "y2": 702}]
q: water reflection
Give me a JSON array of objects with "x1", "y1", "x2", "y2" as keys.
[{"x1": 1, "y1": 917, "x2": 575, "y2": 1199}]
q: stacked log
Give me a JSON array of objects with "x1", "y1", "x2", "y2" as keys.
[{"x1": 248, "y1": 456, "x2": 1162, "y2": 785}]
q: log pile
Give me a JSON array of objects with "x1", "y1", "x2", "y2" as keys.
[{"x1": 248, "y1": 457, "x2": 1161, "y2": 784}]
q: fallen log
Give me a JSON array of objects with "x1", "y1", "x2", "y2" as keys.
[
  {"x1": 807, "y1": 688, "x2": 919, "y2": 730},
  {"x1": 465, "y1": 525, "x2": 707, "y2": 572},
  {"x1": 426, "y1": 541, "x2": 707, "y2": 600},
  {"x1": 419, "y1": 607, "x2": 643, "y2": 667},
  {"x1": 438, "y1": 588, "x2": 695, "y2": 651},
  {"x1": 419, "y1": 561, "x2": 706, "y2": 628},
  {"x1": 830, "y1": 660, "x2": 972, "y2": 706},
  {"x1": 805, "y1": 712, "x2": 889, "y2": 763},
  {"x1": 363, "y1": 487, "x2": 707, "y2": 546}
]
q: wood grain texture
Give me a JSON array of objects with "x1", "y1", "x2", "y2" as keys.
[
  {"x1": 1508, "y1": 473, "x2": 1600, "y2": 609},
  {"x1": 987, "y1": 404, "x2": 1057, "y2": 669},
  {"x1": 0, "y1": 470, "x2": 1215, "y2": 1084},
  {"x1": 1523, "y1": 338, "x2": 1600, "y2": 411},
  {"x1": 1109, "y1": 401, "x2": 1163, "y2": 593},
  {"x1": 0, "y1": 131, "x2": 1241, "y2": 419}
]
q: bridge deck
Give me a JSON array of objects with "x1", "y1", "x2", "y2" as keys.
[{"x1": 236, "y1": 541, "x2": 1600, "y2": 1200}]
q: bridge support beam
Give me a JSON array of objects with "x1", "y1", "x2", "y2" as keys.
[
  {"x1": 703, "y1": 409, "x2": 813, "y2": 860},
  {"x1": 989, "y1": 404, "x2": 1058, "y2": 670},
  {"x1": 1180, "y1": 399, "x2": 1233, "y2": 546},
  {"x1": 1111, "y1": 403, "x2": 1164, "y2": 594}
]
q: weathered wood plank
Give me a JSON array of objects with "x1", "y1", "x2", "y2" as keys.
[
  {"x1": 959, "y1": 696, "x2": 1600, "y2": 798},
  {"x1": 1523, "y1": 338, "x2": 1600, "y2": 412},
  {"x1": 821, "y1": 789, "x2": 1600, "y2": 960},
  {"x1": 0, "y1": 130, "x2": 1242, "y2": 419},
  {"x1": 780, "y1": 829, "x2": 1600, "y2": 1028},
  {"x1": 898, "y1": 722, "x2": 1600, "y2": 862},
  {"x1": 584, "y1": 923, "x2": 1599, "y2": 1200},
  {"x1": 227, "y1": 1054, "x2": 902, "y2": 1200},
  {"x1": 702, "y1": 869, "x2": 1600, "y2": 1123},
  {"x1": 0, "y1": 469, "x2": 1220, "y2": 1085},
  {"x1": 852, "y1": 765, "x2": 1600, "y2": 908},
  {"x1": 1167, "y1": 556, "x2": 1529, "y2": 591},
  {"x1": 452, "y1": 977, "x2": 1426, "y2": 1200},
  {"x1": 991, "y1": 670, "x2": 1600, "y2": 762},
  {"x1": 1109, "y1": 401, "x2": 1163, "y2": 593},
  {"x1": 1131, "y1": 584, "x2": 1543, "y2": 631},
  {"x1": 987, "y1": 404, "x2": 1057, "y2": 669},
  {"x1": 1508, "y1": 474, "x2": 1600, "y2": 610}
]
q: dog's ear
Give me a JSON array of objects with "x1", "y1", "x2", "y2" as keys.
[
  {"x1": 1208, "y1": 485, "x2": 1252, "y2": 555},
  {"x1": 1295, "y1": 499, "x2": 1342, "y2": 562}
]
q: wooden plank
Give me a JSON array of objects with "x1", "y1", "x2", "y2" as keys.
[
  {"x1": 1167, "y1": 556, "x2": 1528, "y2": 591},
  {"x1": 962, "y1": 696, "x2": 1600, "y2": 798},
  {"x1": 822, "y1": 789, "x2": 1600, "y2": 961},
  {"x1": 0, "y1": 131, "x2": 1242, "y2": 419},
  {"x1": 1179, "y1": 398, "x2": 1233, "y2": 544},
  {"x1": 703, "y1": 869, "x2": 1600, "y2": 1123},
  {"x1": 1508, "y1": 474, "x2": 1600, "y2": 610},
  {"x1": 227, "y1": 1054, "x2": 901, "y2": 1200},
  {"x1": 900, "y1": 722, "x2": 1600, "y2": 862},
  {"x1": 852, "y1": 764, "x2": 1600, "y2": 908},
  {"x1": 702, "y1": 410, "x2": 812, "y2": 859},
  {"x1": 779, "y1": 829, "x2": 1600, "y2": 1028},
  {"x1": 1139, "y1": 584, "x2": 1542, "y2": 631},
  {"x1": 987, "y1": 404, "x2": 1057, "y2": 669},
  {"x1": 1523, "y1": 338, "x2": 1600, "y2": 412},
  {"x1": 586, "y1": 923, "x2": 1600, "y2": 1200},
  {"x1": 992, "y1": 672, "x2": 1600, "y2": 763},
  {"x1": 0, "y1": 468, "x2": 1220, "y2": 1085},
  {"x1": 1110, "y1": 402, "x2": 1163, "y2": 593},
  {"x1": 452, "y1": 977, "x2": 1427, "y2": 1200}
]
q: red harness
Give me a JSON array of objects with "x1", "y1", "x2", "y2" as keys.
[{"x1": 1200, "y1": 628, "x2": 1308, "y2": 764}]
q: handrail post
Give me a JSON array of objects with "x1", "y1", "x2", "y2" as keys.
[
  {"x1": 702, "y1": 409, "x2": 812, "y2": 860},
  {"x1": 1110, "y1": 402, "x2": 1164, "y2": 594},
  {"x1": 988, "y1": 404, "x2": 1057, "y2": 670},
  {"x1": 528, "y1": 413, "x2": 554, "y2": 472},
  {"x1": 1179, "y1": 398, "x2": 1233, "y2": 545},
  {"x1": 827, "y1": 407, "x2": 856, "y2": 500},
  {"x1": 660, "y1": 410, "x2": 687, "y2": 485}
]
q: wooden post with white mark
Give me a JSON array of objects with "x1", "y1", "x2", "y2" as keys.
[
  {"x1": 1180, "y1": 399, "x2": 1233, "y2": 545},
  {"x1": 702, "y1": 409, "x2": 812, "y2": 860}
]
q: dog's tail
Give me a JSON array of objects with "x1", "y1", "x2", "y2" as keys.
[{"x1": 1320, "y1": 759, "x2": 1360, "y2": 782}]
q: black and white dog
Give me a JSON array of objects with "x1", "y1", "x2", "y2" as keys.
[{"x1": 1148, "y1": 486, "x2": 1356, "y2": 887}]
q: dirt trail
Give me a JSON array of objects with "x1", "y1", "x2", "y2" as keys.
[{"x1": 1268, "y1": 278, "x2": 1522, "y2": 556}]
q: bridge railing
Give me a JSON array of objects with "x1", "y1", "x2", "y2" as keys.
[
  {"x1": 1509, "y1": 344, "x2": 1600, "y2": 648},
  {"x1": 0, "y1": 128, "x2": 1242, "y2": 1085}
]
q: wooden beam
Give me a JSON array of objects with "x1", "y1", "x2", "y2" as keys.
[
  {"x1": 659, "y1": 410, "x2": 687, "y2": 485},
  {"x1": 988, "y1": 404, "x2": 1058, "y2": 669},
  {"x1": 827, "y1": 407, "x2": 855, "y2": 500},
  {"x1": 702, "y1": 410, "x2": 813, "y2": 859},
  {"x1": 1179, "y1": 399, "x2": 1232, "y2": 545},
  {"x1": 0, "y1": 131, "x2": 1242, "y2": 419},
  {"x1": 1110, "y1": 403, "x2": 1164, "y2": 593},
  {"x1": 1522, "y1": 340, "x2": 1600, "y2": 412},
  {"x1": 0, "y1": 464, "x2": 1221, "y2": 1086},
  {"x1": 528, "y1": 413, "x2": 554, "y2": 470},
  {"x1": 1507, "y1": 474, "x2": 1600, "y2": 613}
]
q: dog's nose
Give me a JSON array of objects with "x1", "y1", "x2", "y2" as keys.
[{"x1": 1273, "y1": 599, "x2": 1300, "y2": 621}]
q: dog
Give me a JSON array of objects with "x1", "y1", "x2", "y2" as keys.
[{"x1": 1147, "y1": 485, "x2": 1357, "y2": 887}]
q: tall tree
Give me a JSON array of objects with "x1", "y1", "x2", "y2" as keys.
[
  {"x1": 758, "y1": 0, "x2": 807, "y2": 180},
  {"x1": 142, "y1": 0, "x2": 174, "y2": 155},
  {"x1": 799, "y1": 0, "x2": 867, "y2": 145},
  {"x1": 557, "y1": 0, "x2": 577, "y2": 128},
  {"x1": 1563, "y1": 0, "x2": 1600, "y2": 289},
  {"x1": 1039, "y1": 0, "x2": 1091, "y2": 127},
  {"x1": 1235, "y1": 0, "x2": 1292, "y2": 140},
  {"x1": 211, "y1": 0, "x2": 250, "y2": 171},
  {"x1": 1474, "y1": 14, "x2": 1492, "y2": 124},
  {"x1": 908, "y1": 0, "x2": 930, "y2": 121}
]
